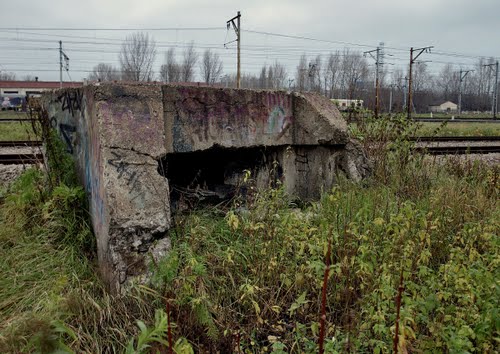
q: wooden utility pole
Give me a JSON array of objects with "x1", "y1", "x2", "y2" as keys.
[
  {"x1": 226, "y1": 11, "x2": 241, "y2": 88},
  {"x1": 407, "y1": 46, "x2": 433, "y2": 119}
]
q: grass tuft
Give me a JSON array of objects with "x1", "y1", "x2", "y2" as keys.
[{"x1": 1, "y1": 114, "x2": 498, "y2": 353}]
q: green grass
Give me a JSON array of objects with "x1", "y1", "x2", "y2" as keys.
[
  {"x1": 0, "y1": 111, "x2": 29, "y2": 120},
  {"x1": 417, "y1": 122, "x2": 500, "y2": 137},
  {"x1": 0, "y1": 136, "x2": 160, "y2": 353},
  {"x1": 350, "y1": 120, "x2": 500, "y2": 137},
  {"x1": 0, "y1": 121, "x2": 39, "y2": 141},
  {"x1": 413, "y1": 112, "x2": 494, "y2": 119},
  {"x1": 0, "y1": 117, "x2": 499, "y2": 353}
]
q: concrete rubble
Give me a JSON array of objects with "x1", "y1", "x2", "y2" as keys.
[{"x1": 44, "y1": 83, "x2": 371, "y2": 292}]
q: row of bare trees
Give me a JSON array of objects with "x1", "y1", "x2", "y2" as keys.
[
  {"x1": 13, "y1": 30, "x2": 491, "y2": 113},
  {"x1": 88, "y1": 32, "x2": 224, "y2": 85},
  {"x1": 384, "y1": 58, "x2": 498, "y2": 112}
]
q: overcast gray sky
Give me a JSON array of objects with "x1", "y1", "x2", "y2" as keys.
[{"x1": 0, "y1": 0, "x2": 499, "y2": 82}]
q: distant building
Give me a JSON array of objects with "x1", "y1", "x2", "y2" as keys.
[
  {"x1": 330, "y1": 99, "x2": 364, "y2": 111},
  {"x1": 0, "y1": 80, "x2": 82, "y2": 110},
  {"x1": 428, "y1": 101, "x2": 458, "y2": 113},
  {"x1": 0, "y1": 80, "x2": 82, "y2": 97}
]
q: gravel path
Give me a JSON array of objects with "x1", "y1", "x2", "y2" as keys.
[
  {"x1": 0, "y1": 165, "x2": 31, "y2": 188},
  {"x1": 424, "y1": 153, "x2": 500, "y2": 166},
  {"x1": 0, "y1": 146, "x2": 40, "y2": 155},
  {"x1": 415, "y1": 141, "x2": 500, "y2": 148},
  {"x1": 0, "y1": 146, "x2": 42, "y2": 188}
]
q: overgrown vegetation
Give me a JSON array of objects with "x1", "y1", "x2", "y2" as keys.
[
  {"x1": 417, "y1": 122, "x2": 500, "y2": 137},
  {"x1": 0, "y1": 121, "x2": 39, "y2": 141},
  {"x1": 1, "y1": 115, "x2": 498, "y2": 353}
]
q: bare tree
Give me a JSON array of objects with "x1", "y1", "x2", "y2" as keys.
[
  {"x1": 256, "y1": 62, "x2": 287, "y2": 89},
  {"x1": 295, "y1": 54, "x2": 307, "y2": 91},
  {"x1": 259, "y1": 66, "x2": 267, "y2": 89},
  {"x1": 437, "y1": 63, "x2": 460, "y2": 100},
  {"x1": 119, "y1": 32, "x2": 157, "y2": 81},
  {"x1": 0, "y1": 72, "x2": 16, "y2": 80},
  {"x1": 88, "y1": 63, "x2": 120, "y2": 81},
  {"x1": 160, "y1": 48, "x2": 181, "y2": 83},
  {"x1": 22, "y1": 75, "x2": 37, "y2": 81},
  {"x1": 308, "y1": 55, "x2": 322, "y2": 93},
  {"x1": 413, "y1": 62, "x2": 430, "y2": 93},
  {"x1": 269, "y1": 61, "x2": 287, "y2": 89},
  {"x1": 325, "y1": 51, "x2": 341, "y2": 98},
  {"x1": 267, "y1": 65, "x2": 274, "y2": 89},
  {"x1": 339, "y1": 49, "x2": 368, "y2": 99},
  {"x1": 181, "y1": 42, "x2": 198, "y2": 82},
  {"x1": 200, "y1": 49, "x2": 223, "y2": 84}
]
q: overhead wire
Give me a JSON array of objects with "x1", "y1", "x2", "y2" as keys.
[{"x1": 0, "y1": 26, "x2": 498, "y2": 81}]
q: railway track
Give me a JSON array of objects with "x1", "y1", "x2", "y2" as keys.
[
  {"x1": 0, "y1": 136, "x2": 499, "y2": 164},
  {"x1": 0, "y1": 140, "x2": 43, "y2": 164},
  {"x1": 0, "y1": 140, "x2": 42, "y2": 147},
  {"x1": 0, "y1": 153, "x2": 44, "y2": 164},
  {"x1": 413, "y1": 145, "x2": 500, "y2": 155},
  {"x1": 409, "y1": 136, "x2": 500, "y2": 142},
  {"x1": 0, "y1": 118, "x2": 31, "y2": 122},
  {"x1": 370, "y1": 136, "x2": 500, "y2": 155},
  {"x1": 412, "y1": 118, "x2": 499, "y2": 123}
]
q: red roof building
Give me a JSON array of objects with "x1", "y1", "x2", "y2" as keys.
[{"x1": 0, "y1": 80, "x2": 83, "y2": 96}]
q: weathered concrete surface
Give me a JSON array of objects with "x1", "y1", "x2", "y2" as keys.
[
  {"x1": 44, "y1": 84, "x2": 171, "y2": 292},
  {"x1": 164, "y1": 86, "x2": 349, "y2": 153},
  {"x1": 44, "y1": 83, "x2": 370, "y2": 292}
]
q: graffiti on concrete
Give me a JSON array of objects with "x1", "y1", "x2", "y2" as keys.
[
  {"x1": 267, "y1": 106, "x2": 293, "y2": 138},
  {"x1": 59, "y1": 123, "x2": 77, "y2": 154},
  {"x1": 108, "y1": 151, "x2": 140, "y2": 190},
  {"x1": 57, "y1": 90, "x2": 84, "y2": 117},
  {"x1": 81, "y1": 100, "x2": 106, "y2": 234},
  {"x1": 265, "y1": 93, "x2": 293, "y2": 136},
  {"x1": 107, "y1": 150, "x2": 146, "y2": 201},
  {"x1": 169, "y1": 89, "x2": 295, "y2": 151}
]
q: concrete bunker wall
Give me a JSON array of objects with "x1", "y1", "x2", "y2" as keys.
[{"x1": 44, "y1": 83, "x2": 370, "y2": 292}]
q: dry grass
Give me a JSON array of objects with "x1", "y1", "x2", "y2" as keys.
[{"x1": 1, "y1": 115, "x2": 498, "y2": 353}]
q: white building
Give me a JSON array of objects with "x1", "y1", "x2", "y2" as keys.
[
  {"x1": 428, "y1": 101, "x2": 458, "y2": 113},
  {"x1": 330, "y1": 99, "x2": 364, "y2": 111}
]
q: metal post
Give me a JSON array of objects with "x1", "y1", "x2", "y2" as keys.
[
  {"x1": 494, "y1": 61, "x2": 498, "y2": 119},
  {"x1": 375, "y1": 46, "x2": 380, "y2": 118},
  {"x1": 458, "y1": 69, "x2": 473, "y2": 116},
  {"x1": 364, "y1": 45, "x2": 383, "y2": 117},
  {"x1": 402, "y1": 79, "x2": 407, "y2": 111},
  {"x1": 59, "y1": 40, "x2": 63, "y2": 89},
  {"x1": 483, "y1": 61, "x2": 498, "y2": 119},
  {"x1": 407, "y1": 48, "x2": 413, "y2": 120},
  {"x1": 237, "y1": 11, "x2": 241, "y2": 89},
  {"x1": 389, "y1": 84, "x2": 393, "y2": 114},
  {"x1": 458, "y1": 71, "x2": 462, "y2": 116},
  {"x1": 407, "y1": 46, "x2": 433, "y2": 119}
]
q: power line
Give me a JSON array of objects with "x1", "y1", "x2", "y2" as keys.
[
  {"x1": 244, "y1": 29, "x2": 385, "y2": 50},
  {"x1": 1, "y1": 27, "x2": 499, "y2": 61},
  {"x1": 0, "y1": 33, "x2": 497, "y2": 64},
  {"x1": 0, "y1": 27, "x2": 225, "y2": 31},
  {"x1": 245, "y1": 29, "x2": 500, "y2": 61}
]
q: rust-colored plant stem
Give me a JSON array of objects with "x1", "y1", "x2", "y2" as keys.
[
  {"x1": 319, "y1": 239, "x2": 332, "y2": 354},
  {"x1": 393, "y1": 268, "x2": 404, "y2": 353},
  {"x1": 166, "y1": 300, "x2": 173, "y2": 354}
]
